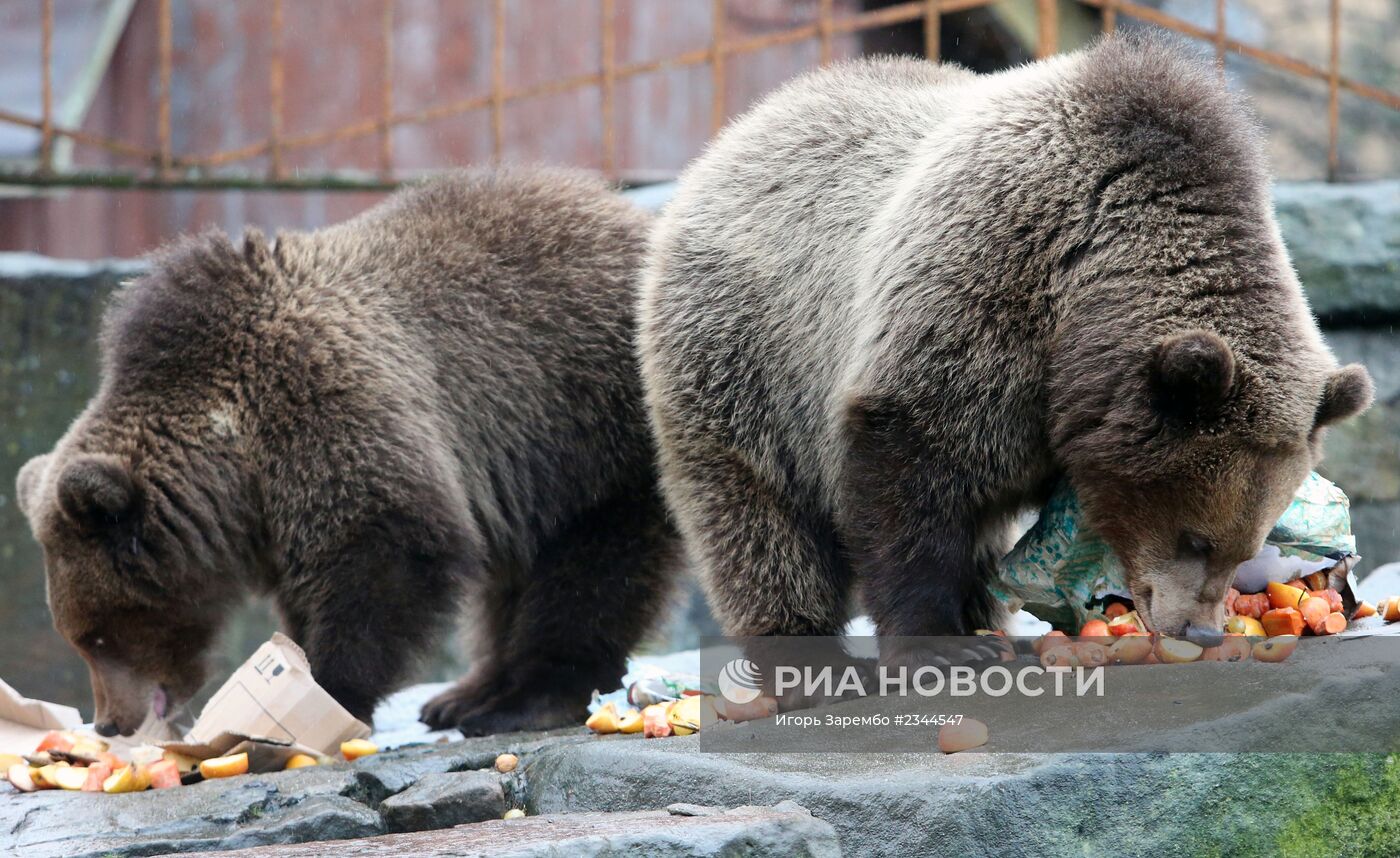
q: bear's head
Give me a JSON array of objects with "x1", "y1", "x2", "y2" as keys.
[
  {"x1": 1061, "y1": 330, "x2": 1373, "y2": 644},
  {"x1": 16, "y1": 450, "x2": 231, "y2": 736}
]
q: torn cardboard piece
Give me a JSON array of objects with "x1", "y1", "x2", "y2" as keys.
[
  {"x1": 162, "y1": 633, "x2": 370, "y2": 770},
  {"x1": 0, "y1": 678, "x2": 82, "y2": 756}
]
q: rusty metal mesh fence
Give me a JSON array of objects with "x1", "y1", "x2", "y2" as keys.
[{"x1": 2, "y1": 0, "x2": 1397, "y2": 190}]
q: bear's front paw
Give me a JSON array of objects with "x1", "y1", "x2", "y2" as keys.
[{"x1": 878, "y1": 638, "x2": 1006, "y2": 675}]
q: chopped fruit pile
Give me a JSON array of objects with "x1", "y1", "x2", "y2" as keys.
[
  {"x1": 5, "y1": 730, "x2": 192, "y2": 795},
  {"x1": 585, "y1": 692, "x2": 769, "y2": 739},
  {"x1": 5, "y1": 730, "x2": 374, "y2": 796}
]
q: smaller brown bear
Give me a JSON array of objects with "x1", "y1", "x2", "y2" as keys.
[{"x1": 17, "y1": 168, "x2": 677, "y2": 737}]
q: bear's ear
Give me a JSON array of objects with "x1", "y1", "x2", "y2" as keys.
[
  {"x1": 1149, "y1": 329, "x2": 1236, "y2": 423},
  {"x1": 15, "y1": 453, "x2": 54, "y2": 521},
  {"x1": 1315, "y1": 364, "x2": 1374, "y2": 428},
  {"x1": 56, "y1": 455, "x2": 136, "y2": 528}
]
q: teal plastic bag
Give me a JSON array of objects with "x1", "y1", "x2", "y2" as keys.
[{"x1": 993, "y1": 472, "x2": 1357, "y2": 630}]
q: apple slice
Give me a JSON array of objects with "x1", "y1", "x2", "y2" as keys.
[
  {"x1": 1224, "y1": 616, "x2": 1265, "y2": 637},
  {"x1": 53, "y1": 766, "x2": 89, "y2": 791},
  {"x1": 617, "y1": 708, "x2": 645, "y2": 733},
  {"x1": 33, "y1": 731, "x2": 75, "y2": 755},
  {"x1": 103, "y1": 765, "x2": 143, "y2": 794},
  {"x1": 1201, "y1": 636, "x2": 1251, "y2": 663},
  {"x1": 1040, "y1": 646, "x2": 1079, "y2": 670},
  {"x1": 1267, "y1": 582, "x2": 1307, "y2": 611},
  {"x1": 1253, "y1": 636, "x2": 1299, "y2": 663},
  {"x1": 199, "y1": 752, "x2": 250, "y2": 779},
  {"x1": 1107, "y1": 635, "x2": 1153, "y2": 665},
  {"x1": 1154, "y1": 637, "x2": 1204, "y2": 664},
  {"x1": 586, "y1": 702, "x2": 621, "y2": 734},
  {"x1": 32, "y1": 762, "x2": 69, "y2": 789},
  {"x1": 341, "y1": 739, "x2": 378, "y2": 761},
  {"x1": 1108, "y1": 611, "x2": 1148, "y2": 636},
  {"x1": 6, "y1": 763, "x2": 37, "y2": 793}
]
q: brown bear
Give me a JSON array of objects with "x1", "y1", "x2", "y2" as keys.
[
  {"x1": 16, "y1": 168, "x2": 677, "y2": 737},
  {"x1": 637, "y1": 37, "x2": 1373, "y2": 670}
]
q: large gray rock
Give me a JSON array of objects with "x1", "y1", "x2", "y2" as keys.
[
  {"x1": 178, "y1": 804, "x2": 842, "y2": 857},
  {"x1": 1274, "y1": 181, "x2": 1400, "y2": 323},
  {"x1": 524, "y1": 740, "x2": 1399, "y2": 857},
  {"x1": 379, "y1": 770, "x2": 505, "y2": 832}
]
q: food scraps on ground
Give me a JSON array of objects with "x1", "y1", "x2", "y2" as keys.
[
  {"x1": 504, "y1": 808, "x2": 527, "y2": 819},
  {"x1": 340, "y1": 739, "x2": 378, "y2": 761},
  {"x1": 284, "y1": 753, "x2": 319, "y2": 770},
  {"x1": 494, "y1": 753, "x2": 519, "y2": 773},
  {"x1": 1253, "y1": 636, "x2": 1299, "y2": 662},
  {"x1": 938, "y1": 718, "x2": 989, "y2": 753},
  {"x1": 199, "y1": 752, "x2": 250, "y2": 779}
]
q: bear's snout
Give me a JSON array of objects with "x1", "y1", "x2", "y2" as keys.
[{"x1": 1181, "y1": 623, "x2": 1224, "y2": 649}]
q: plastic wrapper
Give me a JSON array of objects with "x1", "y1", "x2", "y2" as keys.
[{"x1": 993, "y1": 472, "x2": 1358, "y2": 630}]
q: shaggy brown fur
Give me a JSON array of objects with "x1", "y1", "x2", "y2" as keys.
[
  {"x1": 17, "y1": 168, "x2": 677, "y2": 736},
  {"x1": 638, "y1": 37, "x2": 1372, "y2": 670}
]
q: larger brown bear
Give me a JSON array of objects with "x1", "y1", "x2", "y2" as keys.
[
  {"x1": 639, "y1": 37, "x2": 1372, "y2": 668},
  {"x1": 17, "y1": 169, "x2": 676, "y2": 736}
]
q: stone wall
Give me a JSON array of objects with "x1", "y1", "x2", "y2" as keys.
[{"x1": 1, "y1": 181, "x2": 1395, "y2": 711}]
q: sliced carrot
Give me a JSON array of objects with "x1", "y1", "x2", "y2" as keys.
[
  {"x1": 1233, "y1": 593, "x2": 1269, "y2": 619},
  {"x1": 1321, "y1": 612, "x2": 1347, "y2": 635},
  {"x1": 1354, "y1": 601, "x2": 1377, "y2": 619},
  {"x1": 1313, "y1": 588, "x2": 1344, "y2": 614},
  {"x1": 1262, "y1": 607, "x2": 1305, "y2": 638},
  {"x1": 1384, "y1": 597, "x2": 1400, "y2": 623},
  {"x1": 1300, "y1": 596, "x2": 1331, "y2": 635}
]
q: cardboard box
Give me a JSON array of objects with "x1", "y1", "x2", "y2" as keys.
[
  {"x1": 0, "y1": 678, "x2": 82, "y2": 756},
  {"x1": 162, "y1": 633, "x2": 370, "y2": 769}
]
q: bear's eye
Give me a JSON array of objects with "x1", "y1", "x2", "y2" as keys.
[{"x1": 1177, "y1": 532, "x2": 1213, "y2": 560}]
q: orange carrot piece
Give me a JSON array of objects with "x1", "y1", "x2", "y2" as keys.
[
  {"x1": 1300, "y1": 596, "x2": 1331, "y2": 635},
  {"x1": 1261, "y1": 607, "x2": 1305, "y2": 638},
  {"x1": 1321, "y1": 612, "x2": 1347, "y2": 635},
  {"x1": 1354, "y1": 601, "x2": 1377, "y2": 620}
]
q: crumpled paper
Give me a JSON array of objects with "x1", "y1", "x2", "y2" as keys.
[{"x1": 993, "y1": 472, "x2": 1357, "y2": 629}]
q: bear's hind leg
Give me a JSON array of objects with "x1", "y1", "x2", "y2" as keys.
[
  {"x1": 449, "y1": 490, "x2": 679, "y2": 737},
  {"x1": 418, "y1": 574, "x2": 518, "y2": 731}
]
